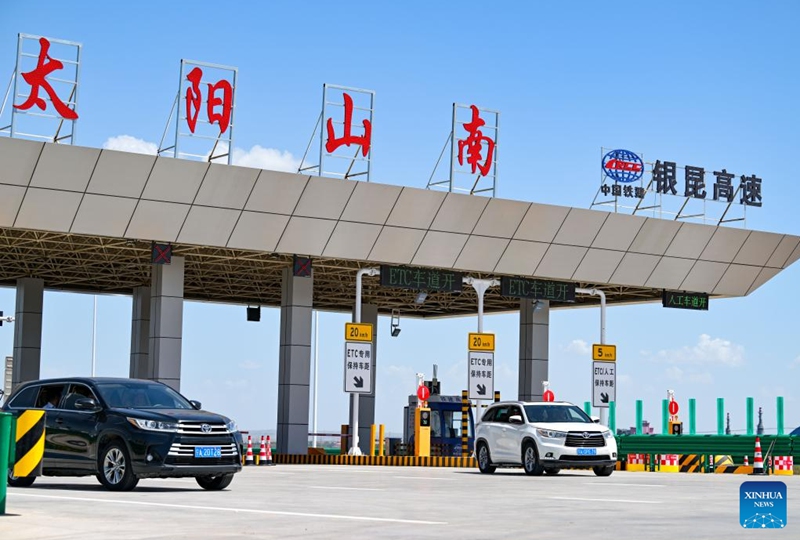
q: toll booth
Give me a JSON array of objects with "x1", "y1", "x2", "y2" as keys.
[{"x1": 403, "y1": 394, "x2": 474, "y2": 456}]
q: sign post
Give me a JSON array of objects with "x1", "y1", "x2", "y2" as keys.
[
  {"x1": 348, "y1": 267, "x2": 379, "y2": 456},
  {"x1": 464, "y1": 278, "x2": 499, "y2": 440}
]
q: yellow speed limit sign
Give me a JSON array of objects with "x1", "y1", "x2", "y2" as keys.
[
  {"x1": 592, "y1": 344, "x2": 616, "y2": 362},
  {"x1": 468, "y1": 333, "x2": 495, "y2": 352},
  {"x1": 345, "y1": 322, "x2": 373, "y2": 342}
]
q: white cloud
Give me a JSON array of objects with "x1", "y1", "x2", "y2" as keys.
[
  {"x1": 565, "y1": 339, "x2": 591, "y2": 356},
  {"x1": 665, "y1": 366, "x2": 684, "y2": 381},
  {"x1": 103, "y1": 135, "x2": 158, "y2": 155},
  {"x1": 791, "y1": 356, "x2": 800, "y2": 369},
  {"x1": 101, "y1": 135, "x2": 301, "y2": 173},
  {"x1": 237, "y1": 360, "x2": 261, "y2": 370},
  {"x1": 648, "y1": 334, "x2": 744, "y2": 367},
  {"x1": 618, "y1": 374, "x2": 633, "y2": 387},
  {"x1": 232, "y1": 145, "x2": 301, "y2": 172},
  {"x1": 688, "y1": 372, "x2": 713, "y2": 385}
]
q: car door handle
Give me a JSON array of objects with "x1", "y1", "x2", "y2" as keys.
[{"x1": 55, "y1": 418, "x2": 64, "y2": 424}]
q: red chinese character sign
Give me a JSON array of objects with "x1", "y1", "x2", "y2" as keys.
[
  {"x1": 457, "y1": 105, "x2": 495, "y2": 177},
  {"x1": 426, "y1": 103, "x2": 499, "y2": 197},
  {"x1": 157, "y1": 60, "x2": 237, "y2": 165},
  {"x1": 4, "y1": 34, "x2": 81, "y2": 144},
  {"x1": 297, "y1": 84, "x2": 374, "y2": 182}
]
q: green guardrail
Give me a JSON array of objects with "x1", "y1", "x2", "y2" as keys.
[{"x1": 617, "y1": 434, "x2": 798, "y2": 460}]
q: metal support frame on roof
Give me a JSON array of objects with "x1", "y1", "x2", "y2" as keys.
[
  {"x1": 0, "y1": 34, "x2": 81, "y2": 144},
  {"x1": 427, "y1": 103, "x2": 499, "y2": 197},
  {"x1": 298, "y1": 84, "x2": 374, "y2": 182},
  {"x1": 157, "y1": 59, "x2": 237, "y2": 165}
]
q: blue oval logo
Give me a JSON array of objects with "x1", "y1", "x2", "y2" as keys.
[{"x1": 602, "y1": 149, "x2": 644, "y2": 183}]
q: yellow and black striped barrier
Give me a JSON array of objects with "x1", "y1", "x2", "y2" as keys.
[
  {"x1": 13, "y1": 409, "x2": 45, "y2": 478},
  {"x1": 679, "y1": 454, "x2": 705, "y2": 473},
  {"x1": 274, "y1": 454, "x2": 477, "y2": 467}
]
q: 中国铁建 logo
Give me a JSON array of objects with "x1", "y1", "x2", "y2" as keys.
[{"x1": 740, "y1": 481, "x2": 787, "y2": 529}]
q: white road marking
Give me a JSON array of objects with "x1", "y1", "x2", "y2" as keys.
[
  {"x1": 549, "y1": 496, "x2": 660, "y2": 504},
  {"x1": 393, "y1": 476, "x2": 452, "y2": 481},
  {"x1": 584, "y1": 482, "x2": 665, "y2": 488},
  {"x1": 309, "y1": 486, "x2": 384, "y2": 491},
  {"x1": 12, "y1": 493, "x2": 447, "y2": 525}
]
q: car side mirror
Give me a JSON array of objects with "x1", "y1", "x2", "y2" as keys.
[
  {"x1": 509, "y1": 414, "x2": 524, "y2": 425},
  {"x1": 190, "y1": 400, "x2": 202, "y2": 410},
  {"x1": 75, "y1": 398, "x2": 100, "y2": 411},
  {"x1": 591, "y1": 416, "x2": 600, "y2": 424}
]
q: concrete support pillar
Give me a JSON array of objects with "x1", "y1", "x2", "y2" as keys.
[
  {"x1": 130, "y1": 286, "x2": 151, "y2": 379},
  {"x1": 148, "y1": 257, "x2": 184, "y2": 391},
  {"x1": 276, "y1": 268, "x2": 313, "y2": 455},
  {"x1": 519, "y1": 299, "x2": 549, "y2": 401},
  {"x1": 350, "y1": 304, "x2": 378, "y2": 454},
  {"x1": 12, "y1": 278, "x2": 44, "y2": 390}
]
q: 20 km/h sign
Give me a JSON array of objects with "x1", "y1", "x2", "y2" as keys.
[
  {"x1": 468, "y1": 333, "x2": 495, "y2": 352},
  {"x1": 592, "y1": 361, "x2": 616, "y2": 408},
  {"x1": 344, "y1": 341, "x2": 372, "y2": 394},
  {"x1": 592, "y1": 344, "x2": 616, "y2": 362},
  {"x1": 345, "y1": 322, "x2": 373, "y2": 342}
]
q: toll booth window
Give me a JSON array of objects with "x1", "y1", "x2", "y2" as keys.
[
  {"x1": 7, "y1": 385, "x2": 38, "y2": 408},
  {"x1": 35, "y1": 384, "x2": 67, "y2": 409},
  {"x1": 431, "y1": 410, "x2": 442, "y2": 438}
]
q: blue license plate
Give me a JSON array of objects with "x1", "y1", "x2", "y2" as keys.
[
  {"x1": 577, "y1": 448, "x2": 597, "y2": 456},
  {"x1": 194, "y1": 446, "x2": 221, "y2": 458}
]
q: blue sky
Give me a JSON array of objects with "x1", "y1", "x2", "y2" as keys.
[{"x1": 0, "y1": 1, "x2": 798, "y2": 436}]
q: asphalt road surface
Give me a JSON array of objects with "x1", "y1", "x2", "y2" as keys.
[{"x1": 3, "y1": 466, "x2": 797, "y2": 539}]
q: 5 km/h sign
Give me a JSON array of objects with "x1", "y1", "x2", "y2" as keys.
[{"x1": 592, "y1": 344, "x2": 616, "y2": 361}]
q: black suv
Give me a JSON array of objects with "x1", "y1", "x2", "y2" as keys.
[{"x1": 3, "y1": 377, "x2": 242, "y2": 491}]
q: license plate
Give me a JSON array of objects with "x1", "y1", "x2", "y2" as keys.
[
  {"x1": 194, "y1": 446, "x2": 221, "y2": 458},
  {"x1": 577, "y1": 448, "x2": 597, "y2": 456}
]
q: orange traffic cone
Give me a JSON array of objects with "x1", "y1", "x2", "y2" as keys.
[
  {"x1": 258, "y1": 435, "x2": 268, "y2": 466},
  {"x1": 264, "y1": 435, "x2": 275, "y2": 466},
  {"x1": 245, "y1": 435, "x2": 254, "y2": 466},
  {"x1": 751, "y1": 437, "x2": 764, "y2": 475}
]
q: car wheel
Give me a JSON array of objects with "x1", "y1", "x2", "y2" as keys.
[
  {"x1": 97, "y1": 441, "x2": 139, "y2": 491},
  {"x1": 522, "y1": 442, "x2": 544, "y2": 476},
  {"x1": 7, "y1": 468, "x2": 36, "y2": 487},
  {"x1": 593, "y1": 465, "x2": 614, "y2": 477},
  {"x1": 476, "y1": 443, "x2": 496, "y2": 474},
  {"x1": 544, "y1": 467, "x2": 561, "y2": 475},
  {"x1": 196, "y1": 473, "x2": 234, "y2": 490}
]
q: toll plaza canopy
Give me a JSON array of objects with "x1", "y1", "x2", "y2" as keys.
[{"x1": 0, "y1": 136, "x2": 799, "y2": 317}]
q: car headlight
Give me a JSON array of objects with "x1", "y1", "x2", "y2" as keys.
[
  {"x1": 536, "y1": 428, "x2": 567, "y2": 439},
  {"x1": 225, "y1": 420, "x2": 238, "y2": 433},
  {"x1": 127, "y1": 417, "x2": 178, "y2": 432},
  {"x1": 602, "y1": 430, "x2": 614, "y2": 439}
]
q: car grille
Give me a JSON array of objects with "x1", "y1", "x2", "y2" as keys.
[
  {"x1": 559, "y1": 455, "x2": 611, "y2": 462},
  {"x1": 565, "y1": 432, "x2": 606, "y2": 448},
  {"x1": 177, "y1": 421, "x2": 229, "y2": 436}
]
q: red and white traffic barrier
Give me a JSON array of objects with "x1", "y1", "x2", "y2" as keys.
[
  {"x1": 245, "y1": 435, "x2": 254, "y2": 466},
  {"x1": 659, "y1": 454, "x2": 679, "y2": 473},
  {"x1": 774, "y1": 456, "x2": 794, "y2": 476}
]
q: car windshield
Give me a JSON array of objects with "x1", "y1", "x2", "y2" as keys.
[
  {"x1": 524, "y1": 405, "x2": 592, "y2": 423},
  {"x1": 95, "y1": 382, "x2": 193, "y2": 410}
]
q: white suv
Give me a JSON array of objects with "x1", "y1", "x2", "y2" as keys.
[{"x1": 475, "y1": 401, "x2": 618, "y2": 476}]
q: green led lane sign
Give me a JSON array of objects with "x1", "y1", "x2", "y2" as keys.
[
  {"x1": 662, "y1": 291, "x2": 709, "y2": 311},
  {"x1": 500, "y1": 276, "x2": 576, "y2": 303},
  {"x1": 379, "y1": 265, "x2": 463, "y2": 293}
]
